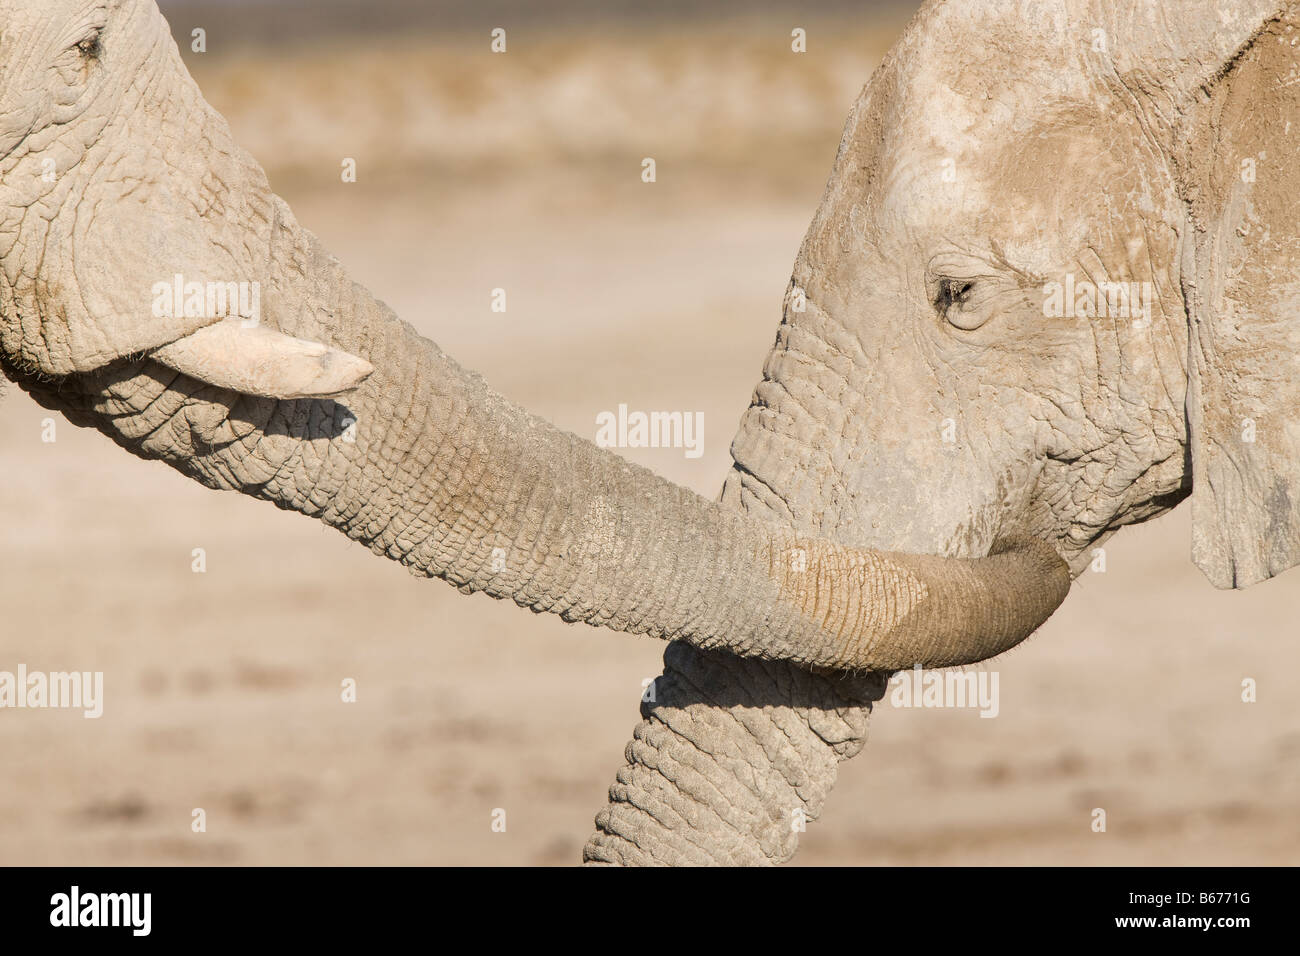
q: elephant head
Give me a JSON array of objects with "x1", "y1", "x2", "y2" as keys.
[
  {"x1": 0, "y1": 0, "x2": 1070, "y2": 676},
  {"x1": 587, "y1": 0, "x2": 1300, "y2": 864},
  {"x1": 721, "y1": 0, "x2": 1300, "y2": 586},
  {"x1": 0, "y1": 0, "x2": 374, "y2": 397}
]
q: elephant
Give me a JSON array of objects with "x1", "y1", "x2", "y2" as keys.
[
  {"x1": 584, "y1": 0, "x2": 1300, "y2": 864},
  {"x1": 1, "y1": 0, "x2": 1297, "y2": 866}
]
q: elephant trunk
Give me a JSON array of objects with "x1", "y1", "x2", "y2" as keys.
[
  {"x1": 584, "y1": 643, "x2": 889, "y2": 865},
  {"x1": 14, "y1": 194, "x2": 1070, "y2": 672}
]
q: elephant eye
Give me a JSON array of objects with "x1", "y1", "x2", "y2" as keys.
[
  {"x1": 926, "y1": 252, "x2": 1016, "y2": 331},
  {"x1": 935, "y1": 278, "x2": 975, "y2": 313},
  {"x1": 933, "y1": 274, "x2": 1000, "y2": 331},
  {"x1": 931, "y1": 276, "x2": 988, "y2": 331},
  {"x1": 74, "y1": 30, "x2": 102, "y2": 59}
]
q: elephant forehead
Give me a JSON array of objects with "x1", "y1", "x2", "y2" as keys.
[
  {"x1": 846, "y1": 3, "x2": 1108, "y2": 227},
  {"x1": 897, "y1": 0, "x2": 1085, "y2": 93},
  {"x1": 863, "y1": 103, "x2": 1175, "y2": 284},
  {"x1": 0, "y1": 0, "x2": 101, "y2": 35}
]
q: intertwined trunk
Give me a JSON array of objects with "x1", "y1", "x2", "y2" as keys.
[
  {"x1": 583, "y1": 434, "x2": 892, "y2": 865},
  {"x1": 11, "y1": 197, "x2": 1067, "y2": 673}
]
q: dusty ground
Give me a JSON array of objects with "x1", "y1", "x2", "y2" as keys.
[{"x1": 1, "y1": 11, "x2": 1297, "y2": 866}]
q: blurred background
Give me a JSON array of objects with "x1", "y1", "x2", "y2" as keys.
[{"x1": 1, "y1": 0, "x2": 1296, "y2": 865}]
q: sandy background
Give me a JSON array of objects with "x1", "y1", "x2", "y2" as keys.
[{"x1": 1, "y1": 1, "x2": 1297, "y2": 866}]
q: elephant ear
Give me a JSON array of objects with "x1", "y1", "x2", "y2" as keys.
[{"x1": 1174, "y1": 3, "x2": 1300, "y2": 588}]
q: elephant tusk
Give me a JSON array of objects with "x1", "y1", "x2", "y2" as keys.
[{"x1": 151, "y1": 319, "x2": 374, "y2": 400}]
